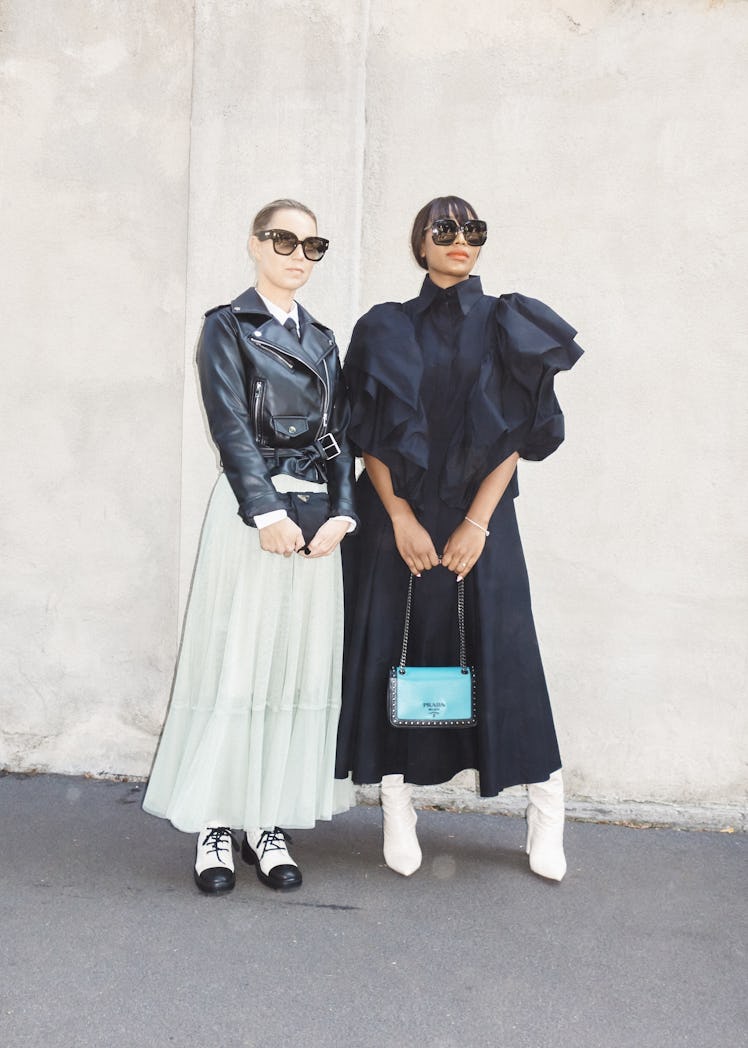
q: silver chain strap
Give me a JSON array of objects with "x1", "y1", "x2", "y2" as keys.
[
  {"x1": 457, "y1": 577, "x2": 467, "y2": 671},
  {"x1": 399, "y1": 576, "x2": 468, "y2": 673}
]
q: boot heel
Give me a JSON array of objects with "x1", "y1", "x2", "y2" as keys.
[{"x1": 525, "y1": 801, "x2": 537, "y2": 855}]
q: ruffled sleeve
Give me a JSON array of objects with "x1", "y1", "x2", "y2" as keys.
[
  {"x1": 343, "y1": 304, "x2": 430, "y2": 499},
  {"x1": 496, "y1": 293, "x2": 583, "y2": 461},
  {"x1": 458, "y1": 293, "x2": 583, "y2": 475}
]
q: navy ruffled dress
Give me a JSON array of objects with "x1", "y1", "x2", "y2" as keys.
[{"x1": 335, "y1": 275, "x2": 583, "y2": 795}]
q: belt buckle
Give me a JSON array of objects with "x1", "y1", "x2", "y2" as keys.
[{"x1": 319, "y1": 432, "x2": 341, "y2": 459}]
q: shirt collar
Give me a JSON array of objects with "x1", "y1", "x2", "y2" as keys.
[
  {"x1": 229, "y1": 286, "x2": 301, "y2": 327},
  {"x1": 412, "y1": 274, "x2": 484, "y2": 316},
  {"x1": 256, "y1": 290, "x2": 300, "y2": 329}
]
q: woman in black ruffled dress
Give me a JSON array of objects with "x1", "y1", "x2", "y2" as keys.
[{"x1": 335, "y1": 195, "x2": 583, "y2": 881}]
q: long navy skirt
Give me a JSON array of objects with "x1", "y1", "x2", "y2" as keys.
[{"x1": 334, "y1": 470, "x2": 561, "y2": 795}]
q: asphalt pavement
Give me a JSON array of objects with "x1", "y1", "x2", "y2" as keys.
[{"x1": 1, "y1": 773, "x2": 745, "y2": 1048}]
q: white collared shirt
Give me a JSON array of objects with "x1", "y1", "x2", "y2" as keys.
[{"x1": 256, "y1": 291, "x2": 300, "y2": 332}]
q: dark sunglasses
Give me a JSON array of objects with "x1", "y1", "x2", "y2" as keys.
[
  {"x1": 256, "y1": 228, "x2": 329, "y2": 261},
  {"x1": 424, "y1": 218, "x2": 488, "y2": 247}
]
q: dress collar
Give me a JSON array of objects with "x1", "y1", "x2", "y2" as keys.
[{"x1": 411, "y1": 274, "x2": 484, "y2": 316}]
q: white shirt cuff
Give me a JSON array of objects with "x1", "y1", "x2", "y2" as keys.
[
  {"x1": 255, "y1": 511, "x2": 355, "y2": 534},
  {"x1": 254, "y1": 509, "x2": 288, "y2": 529}
]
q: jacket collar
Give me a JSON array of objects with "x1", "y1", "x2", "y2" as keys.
[
  {"x1": 230, "y1": 285, "x2": 276, "y2": 320},
  {"x1": 229, "y1": 286, "x2": 333, "y2": 367}
]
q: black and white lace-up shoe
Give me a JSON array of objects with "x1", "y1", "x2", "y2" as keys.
[
  {"x1": 194, "y1": 826, "x2": 237, "y2": 894},
  {"x1": 242, "y1": 828, "x2": 302, "y2": 891}
]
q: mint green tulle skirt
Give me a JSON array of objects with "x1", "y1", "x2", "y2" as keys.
[{"x1": 143, "y1": 473, "x2": 354, "y2": 832}]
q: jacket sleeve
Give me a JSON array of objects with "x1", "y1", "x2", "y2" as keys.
[
  {"x1": 197, "y1": 309, "x2": 286, "y2": 524},
  {"x1": 325, "y1": 350, "x2": 359, "y2": 527}
]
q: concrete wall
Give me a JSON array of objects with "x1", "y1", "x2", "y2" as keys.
[
  {"x1": 2, "y1": 0, "x2": 746, "y2": 822},
  {"x1": 1, "y1": 0, "x2": 194, "y2": 774}
]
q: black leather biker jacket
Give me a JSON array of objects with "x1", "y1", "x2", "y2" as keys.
[{"x1": 197, "y1": 286, "x2": 357, "y2": 526}]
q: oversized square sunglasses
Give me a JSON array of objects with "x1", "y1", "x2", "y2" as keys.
[
  {"x1": 424, "y1": 218, "x2": 488, "y2": 247},
  {"x1": 256, "y1": 228, "x2": 329, "y2": 261}
]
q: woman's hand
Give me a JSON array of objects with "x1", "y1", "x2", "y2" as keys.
[
  {"x1": 392, "y1": 515, "x2": 440, "y2": 576},
  {"x1": 259, "y1": 517, "x2": 306, "y2": 556},
  {"x1": 441, "y1": 520, "x2": 487, "y2": 580},
  {"x1": 362, "y1": 453, "x2": 437, "y2": 575},
  {"x1": 303, "y1": 518, "x2": 350, "y2": 558}
]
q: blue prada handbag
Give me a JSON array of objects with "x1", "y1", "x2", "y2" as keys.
[{"x1": 388, "y1": 577, "x2": 477, "y2": 728}]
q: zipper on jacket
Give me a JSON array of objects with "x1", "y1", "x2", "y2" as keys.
[
  {"x1": 248, "y1": 331, "x2": 333, "y2": 439},
  {"x1": 317, "y1": 354, "x2": 331, "y2": 439},
  {"x1": 249, "y1": 336, "x2": 295, "y2": 370},
  {"x1": 252, "y1": 378, "x2": 266, "y2": 444}
]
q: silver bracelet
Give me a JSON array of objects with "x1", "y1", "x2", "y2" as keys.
[{"x1": 465, "y1": 516, "x2": 490, "y2": 537}]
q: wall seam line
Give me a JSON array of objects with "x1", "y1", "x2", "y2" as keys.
[
  {"x1": 175, "y1": 0, "x2": 199, "y2": 641},
  {"x1": 351, "y1": 0, "x2": 372, "y2": 326}
]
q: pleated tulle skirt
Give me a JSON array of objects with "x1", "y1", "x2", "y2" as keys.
[{"x1": 143, "y1": 473, "x2": 354, "y2": 832}]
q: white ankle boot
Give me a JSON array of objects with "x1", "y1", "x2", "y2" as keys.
[
  {"x1": 380, "y1": 774, "x2": 422, "y2": 876},
  {"x1": 526, "y1": 769, "x2": 567, "y2": 882}
]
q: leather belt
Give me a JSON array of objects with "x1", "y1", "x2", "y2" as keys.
[{"x1": 259, "y1": 434, "x2": 341, "y2": 470}]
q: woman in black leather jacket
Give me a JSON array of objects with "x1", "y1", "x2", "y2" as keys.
[{"x1": 144, "y1": 199, "x2": 357, "y2": 894}]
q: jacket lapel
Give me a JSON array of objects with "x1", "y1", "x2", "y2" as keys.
[{"x1": 230, "y1": 287, "x2": 333, "y2": 378}]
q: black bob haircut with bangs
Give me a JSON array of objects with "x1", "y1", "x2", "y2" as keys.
[{"x1": 410, "y1": 195, "x2": 479, "y2": 270}]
